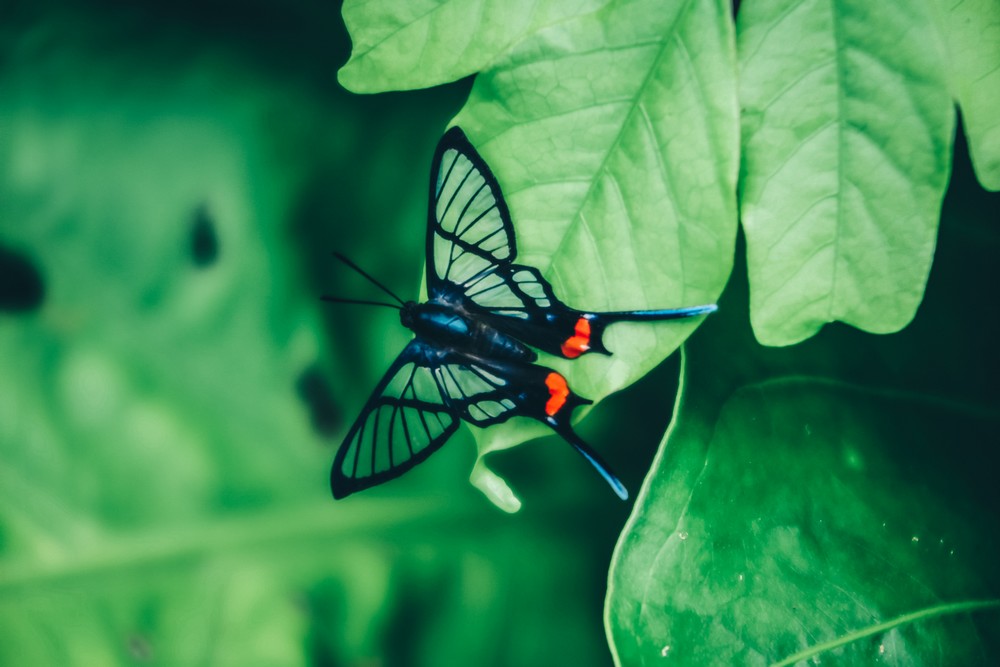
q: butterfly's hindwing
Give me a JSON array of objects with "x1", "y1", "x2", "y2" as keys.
[
  {"x1": 437, "y1": 352, "x2": 591, "y2": 430},
  {"x1": 331, "y1": 341, "x2": 459, "y2": 498},
  {"x1": 331, "y1": 341, "x2": 527, "y2": 498},
  {"x1": 432, "y1": 358, "x2": 519, "y2": 427},
  {"x1": 460, "y1": 264, "x2": 559, "y2": 321}
]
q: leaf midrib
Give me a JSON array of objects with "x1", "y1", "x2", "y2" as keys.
[
  {"x1": 828, "y1": 0, "x2": 847, "y2": 323},
  {"x1": 539, "y1": 0, "x2": 697, "y2": 293},
  {"x1": 769, "y1": 599, "x2": 1000, "y2": 667}
]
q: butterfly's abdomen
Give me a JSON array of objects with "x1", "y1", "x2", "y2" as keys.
[{"x1": 406, "y1": 302, "x2": 535, "y2": 362}]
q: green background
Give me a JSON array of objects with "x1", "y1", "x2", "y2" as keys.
[
  {"x1": 0, "y1": 2, "x2": 661, "y2": 665},
  {"x1": 1, "y1": 1, "x2": 998, "y2": 666}
]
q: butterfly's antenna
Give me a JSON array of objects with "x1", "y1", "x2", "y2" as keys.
[
  {"x1": 332, "y1": 252, "x2": 406, "y2": 305},
  {"x1": 320, "y1": 296, "x2": 401, "y2": 310}
]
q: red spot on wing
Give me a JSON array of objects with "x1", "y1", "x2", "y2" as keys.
[
  {"x1": 544, "y1": 372, "x2": 569, "y2": 416},
  {"x1": 561, "y1": 317, "x2": 592, "y2": 358}
]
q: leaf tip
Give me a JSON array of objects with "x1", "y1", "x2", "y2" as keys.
[{"x1": 470, "y1": 460, "x2": 522, "y2": 513}]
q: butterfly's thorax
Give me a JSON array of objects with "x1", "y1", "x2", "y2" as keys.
[{"x1": 401, "y1": 300, "x2": 536, "y2": 362}]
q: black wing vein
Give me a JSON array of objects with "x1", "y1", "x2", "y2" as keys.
[{"x1": 426, "y1": 128, "x2": 564, "y2": 318}]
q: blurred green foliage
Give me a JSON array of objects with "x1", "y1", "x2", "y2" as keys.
[{"x1": 0, "y1": 1, "x2": 653, "y2": 665}]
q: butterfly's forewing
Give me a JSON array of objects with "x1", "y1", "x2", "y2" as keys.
[
  {"x1": 426, "y1": 129, "x2": 598, "y2": 353},
  {"x1": 427, "y1": 128, "x2": 513, "y2": 289},
  {"x1": 332, "y1": 341, "x2": 528, "y2": 498},
  {"x1": 427, "y1": 127, "x2": 713, "y2": 359},
  {"x1": 331, "y1": 340, "x2": 459, "y2": 498},
  {"x1": 427, "y1": 129, "x2": 560, "y2": 321}
]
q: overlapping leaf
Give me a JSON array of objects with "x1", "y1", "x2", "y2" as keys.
[
  {"x1": 932, "y1": 0, "x2": 1000, "y2": 190},
  {"x1": 607, "y1": 369, "x2": 1000, "y2": 666},
  {"x1": 340, "y1": 0, "x2": 739, "y2": 509},
  {"x1": 605, "y1": 170, "x2": 1000, "y2": 664},
  {"x1": 738, "y1": 0, "x2": 954, "y2": 345},
  {"x1": 339, "y1": 0, "x2": 612, "y2": 92}
]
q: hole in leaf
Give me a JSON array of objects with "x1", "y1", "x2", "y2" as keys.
[
  {"x1": 189, "y1": 204, "x2": 219, "y2": 267},
  {"x1": 296, "y1": 364, "x2": 340, "y2": 438},
  {"x1": 0, "y1": 243, "x2": 45, "y2": 313}
]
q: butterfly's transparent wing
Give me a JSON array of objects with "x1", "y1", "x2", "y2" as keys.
[
  {"x1": 432, "y1": 357, "x2": 521, "y2": 426},
  {"x1": 332, "y1": 341, "x2": 458, "y2": 498},
  {"x1": 426, "y1": 128, "x2": 559, "y2": 321},
  {"x1": 435, "y1": 349, "x2": 629, "y2": 501},
  {"x1": 331, "y1": 336, "x2": 626, "y2": 499},
  {"x1": 424, "y1": 127, "x2": 715, "y2": 359},
  {"x1": 332, "y1": 340, "x2": 524, "y2": 499}
]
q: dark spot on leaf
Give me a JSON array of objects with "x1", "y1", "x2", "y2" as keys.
[
  {"x1": 189, "y1": 204, "x2": 219, "y2": 267},
  {"x1": 296, "y1": 365, "x2": 340, "y2": 438},
  {"x1": 0, "y1": 243, "x2": 44, "y2": 313}
]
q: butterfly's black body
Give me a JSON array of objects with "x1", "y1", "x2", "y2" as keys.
[
  {"x1": 402, "y1": 298, "x2": 536, "y2": 364},
  {"x1": 327, "y1": 127, "x2": 716, "y2": 501}
]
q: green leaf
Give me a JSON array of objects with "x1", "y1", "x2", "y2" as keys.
[
  {"x1": 605, "y1": 163, "x2": 1000, "y2": 664},
  {"x1": 737, "y1": 0, "x2": 955, "y2": 346},
  {"x1": 455, "y1": 0, "x2": 738, "y2": 383},
  {"x1": 342, "y1": 0, "x2": 740, "y2": 509},
  {"x1": 932, "y1": 0, "x2": 1000, "y2": 190},
  {"x1": 608, "y1": 365, "x2": 1000, "y2": 665},
  {"x1": 338, "y1": 0, "x2": 611, "y2": 92}
]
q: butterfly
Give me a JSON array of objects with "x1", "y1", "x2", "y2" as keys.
[{"x1": 324, "y1": 127, "x2": 716, "y2": 501}]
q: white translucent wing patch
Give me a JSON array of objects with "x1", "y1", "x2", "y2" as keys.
[
  {"x1": 338, "y1": 360, "x2": 455, "y2": 481},
  {"x1": 433, "y1": 361, "x2": 518, "y2": 427},
  {"x1": 462, "y1": 266, "x2": 554, "y2": 319},
  {"x1": 428, "y1": 134, "x2": 562, "y2": 321},
  {"x1": 433, "y1": 148, "x2": 512, "y2": 286}
]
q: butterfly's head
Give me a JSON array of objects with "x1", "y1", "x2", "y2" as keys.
[{"x1": 399, "y1": 301, "x2": 418, "y2": 329}]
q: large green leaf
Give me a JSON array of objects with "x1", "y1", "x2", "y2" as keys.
[
  {"x1": 338, "y1": 0, "x2": 611, "y2": 92},
  {"x1": 932, "y1": 0, "x2": 1000, "y2": 190},
  {"x1": 608, "y1": 366, "x2": 1000, "y2": 666},
  {"x1": 605, "y1": 158, "x2": 1000, "y2": 664},
  {"x1": 737, "y1": 0, "x2": 954, "y2": 346},
  {"x1": 340, "y1": 0, "x2": 739, "y2": 510}
]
